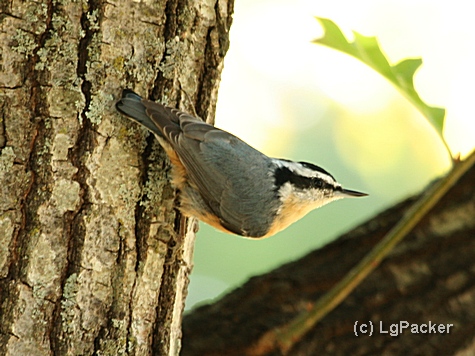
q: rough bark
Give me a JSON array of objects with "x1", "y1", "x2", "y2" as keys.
[
  {"x1": 182, "y1": 160, "x2": 475, "y2": 355},
  {"x1": 0, "y1": 0, "x2": 233, "y2": 355}
]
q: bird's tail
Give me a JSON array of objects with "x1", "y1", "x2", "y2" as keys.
[{"x1": 115, "y1": 89, "x2": 163, "y2": 136}]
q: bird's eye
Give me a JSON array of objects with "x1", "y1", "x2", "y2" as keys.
[{"x1": 313, "y1": 179, "x2": 323, "y2": 188}]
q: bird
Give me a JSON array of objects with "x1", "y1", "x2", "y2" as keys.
[{"x1": 116, "y1": 89, "x2": 367, "y2": 239}]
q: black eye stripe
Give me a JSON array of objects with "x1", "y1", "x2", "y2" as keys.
[
  {"x1": 274, "y1": 166, "x2": 332, "y2": 191},
  {"x1": 278, "y1": 159, "x2": 336, "y2": 181},
  {"x1": 313, "y1": 179, "x2": 323, "y2": 188}
]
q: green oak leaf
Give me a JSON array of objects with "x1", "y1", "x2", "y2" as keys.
[{"x1": 313, "y1": 17, "x2": 447, "y2": 150}]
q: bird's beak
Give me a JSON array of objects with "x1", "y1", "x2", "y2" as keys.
[{"x1": 338, "y1": 188, "x2": 368, "y2": 198}]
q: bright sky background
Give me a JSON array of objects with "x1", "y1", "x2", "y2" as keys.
[{"x1": 186, "y1": 0, "x2": 475, "y2": 310}]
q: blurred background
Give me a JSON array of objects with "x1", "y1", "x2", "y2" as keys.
[{"x1": 186, "y1": 0, "x2": 475, "y2": 309}]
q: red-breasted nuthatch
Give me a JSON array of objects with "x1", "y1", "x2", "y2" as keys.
[{"x1": 116, "y1": 89, "x2": 367, "y2": 239}]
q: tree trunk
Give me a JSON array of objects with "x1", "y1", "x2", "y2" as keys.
[
  {"x1": 0, "y1": 0, "x2": 233, "y2": 355},
  {"x1": 182, "y1": 157, "x2": 475, "y2": 355}
]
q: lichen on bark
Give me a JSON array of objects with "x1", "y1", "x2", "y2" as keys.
[{"x1": 0, "y1": 0, "x2": 234, "y2": 354}]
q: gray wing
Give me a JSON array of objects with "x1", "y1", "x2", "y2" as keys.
[{"x1": 142, "y1": 100, "x2": 279, "y2": 237}]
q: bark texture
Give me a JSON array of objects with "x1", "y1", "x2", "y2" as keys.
[
  {"x1": 0, "y1": 0, "x2": 233, "y2": 355},
  {"x1": 182, "y1": 161, "x2": 475, "y2": 355}
]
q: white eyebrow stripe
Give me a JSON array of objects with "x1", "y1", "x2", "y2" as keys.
[{"x1": 272, "y1": 159, "x2": 337, "y2": 185}]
